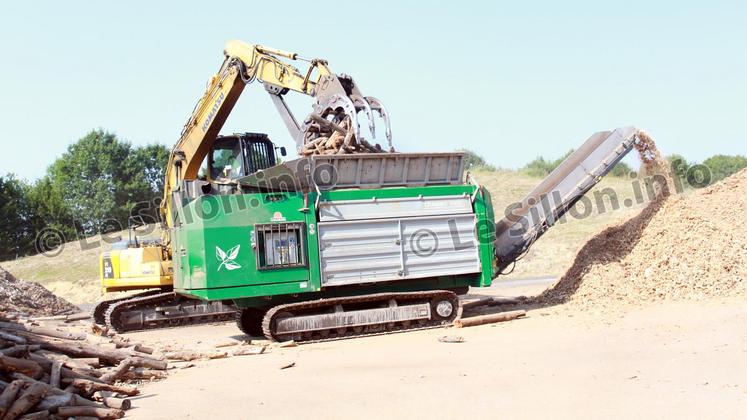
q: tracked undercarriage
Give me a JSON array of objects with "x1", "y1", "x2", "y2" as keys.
[
  {"x1": 91, "y1": 289, "x2": 163, "y2": 326},
  {"x1": 236, "y1": 290, "x2": 461, "y2": 343},
  {"x1": 94, "y1": 289, "x2": 461, "y2": 343},
  {"x1": 93, "y1": 291, "x2": 236, "y2": 333}
]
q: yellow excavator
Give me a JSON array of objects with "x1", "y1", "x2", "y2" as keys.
[{"x1": 94, "y1": 40, "x2": 392, "y2": 328}]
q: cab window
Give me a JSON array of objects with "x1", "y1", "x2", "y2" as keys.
[{"x1": 210, "y1": 139, "x2": 244, "y2": 180}]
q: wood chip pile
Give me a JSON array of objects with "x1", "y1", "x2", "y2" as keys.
[
  {"x1": 299, "y1": 115, "x2": 391, "y2": 156},
  {"x1": 0, "y1": 268, "x2": 77, "y2": 317},
  {"x1": 538, "y1": 156, "x2": 747, "y2": 310},
  {"x1": 0, "y1": 312, "x2": 167, "y2": 419}
]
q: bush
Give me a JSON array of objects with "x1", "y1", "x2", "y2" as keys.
[
  {"x1": 457, "y1": 149, "x2": 496, "y2": 171},
  {"x1": 522, "y1": 149, "x2": 634, "y2": 178},
  {"x1": 521, "y1": 150, "x2": 573, "y2": 177},
  {"x1": 702, "y1": 155, "x2": 747, "y2": 183},
  {"x1": 666, "y1": 154, "x2": 746, "y2": 188},
  {"x1": 608, "y1": 161, "x2": 633, "y2": 177}
]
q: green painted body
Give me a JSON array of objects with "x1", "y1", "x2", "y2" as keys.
[{"x1": 172, "y1": 184, "x2": 496, "y2": 309}]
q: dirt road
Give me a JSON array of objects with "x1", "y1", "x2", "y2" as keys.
[{"x1": 124, "y1": 283, "x2": 746, "y2": 420}]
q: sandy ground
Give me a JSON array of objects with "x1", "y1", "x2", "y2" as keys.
[{"x1": 122, "y1": 281, "x2": 747, "y2": 420}]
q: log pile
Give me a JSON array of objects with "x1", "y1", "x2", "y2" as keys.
[
  {"x1": 0, "y1": 314, "x2": 167, "y2": 419},
  {"x1": 299, "y1": 115, "x2": 391, "y2": 156}
]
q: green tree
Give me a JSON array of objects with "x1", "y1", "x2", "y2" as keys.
[
  {"x1": 48, "y1": 130, "x2": 169, "y2": 235},
  {"x1": 0, "y1": 131, "x2": 169, "y2": 258},
  {"x1": 702, "y1": 154, "x2": 747, "y2": 183},
  {"x1": 128, "y1": 144, "x2": 169, "y2": 194},
  {"x1": 0, "y1": 174, "x2": 32, "y2": 259},
  {"x1": 49, "y1": 130, "x2": 127, "y2": 234},
  {"x1": 457, "y1": 149, "x2": 496, "y2": 171},
  {"x1": 667, "y1": 154, "x2": 691, "y2": 184},
  {"x1": 25, "y1": 176, "x2": 77, "y2": 247},
  {"x1": 124, "y1": 143, "x2": 169, "y2": 225}
]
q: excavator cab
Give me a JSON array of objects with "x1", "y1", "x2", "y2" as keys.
[{"x1": 208, "y1": 133, "x2": 286, "y2": 181}]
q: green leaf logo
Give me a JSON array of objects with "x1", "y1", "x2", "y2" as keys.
[{"x1": 216, "y1": 244, "x2": 241, "y2": 271}]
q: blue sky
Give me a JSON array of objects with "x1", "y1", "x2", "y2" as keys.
[{"x1": 0, "y1": 0, "x2": 744, "y2": 181}]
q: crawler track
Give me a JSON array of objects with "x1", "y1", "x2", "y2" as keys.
[
  {"x1": 91, "y1": 289, "x2": 163, "y2": 325},
  {"x1": 259, "y1": 290, "x2": 460, "y2": 343},
  {"x1": 104, "y1": 292, "x2": 236, "y2": 333}
]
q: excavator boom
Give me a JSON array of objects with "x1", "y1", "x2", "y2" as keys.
[{"x1": 161, "y1": 40, "x2": 393, "y2": 232}]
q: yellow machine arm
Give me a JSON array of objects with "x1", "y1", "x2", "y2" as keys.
[{"x1": 160, "y1": 40, "x2": 392, "y2": 233}]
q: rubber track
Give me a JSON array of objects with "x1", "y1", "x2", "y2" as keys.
[
  {"x1": 261, "y1": 290, "x2": 460, "y2": 343},
  {"x1": 105, "y1": 292, "x2": 236, "y2": 333}
]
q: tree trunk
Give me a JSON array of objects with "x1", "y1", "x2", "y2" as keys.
[
  {"x1": 66, "y1": 313, "x2": 92, "y2": 322},
  {"x1": 27, "y1": 354, "x2": 102, "y2": 382},
  {"x1": 35, "y1": 351, "x2": 100, "y2": 370},
  {"x1": 72, "y1": 358, "x2": 101, "y2": 368},
  {"x1": 0, "y1": 322, "x2": 86, "y2": 341},
  {"x1": 57, "y1": 406, "x2": 125, "y2": 419},
  {"x1": 34, "y1": 392, "x2": 102, "y2": 412},
  {"x1": 69, "y1": 380, "x2": 139, "y2": 397},
  {"x1": 119, "y1": 368, "x2": 167, "y2": 380},
  {"x1": 0, "y1": 346, "x2": 41, "y2": 358},
  {"x1": 99, "y1": 358, "x2": 133, "y2": 384},
  {"x1": 0, "y1": 355, "x2": 44, "y2": 379},
  {"x1": 34, "y1": 393, "x2": 74, "y2": 412},
  {"x1": 3, "y1": 383, "x2": 47, "y2": 420},
  {"x1": 0, "y1": 332, "x2": 26, "y2": 345},
  {"x1": 0, "y1": 380, "x2": 24, "y2": 418},
  {"x1": 127, "y1": 356, "x2": 166, "y2": 370},
  {"x1": 36, "y1": 340, "x2": 160, "y2": 366},
  {"x1": 17, "y1": 409, "x2": 49, "y2": 419},
  {"x1": 453, "y1": 310, "x2": 526, "y2": 328},
  {"x1": 49, "y1": 361, "x2": 62, "y2": 389}
]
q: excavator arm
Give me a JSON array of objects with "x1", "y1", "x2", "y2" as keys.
[{"x1": 161, "y1": 40, "x2": 392, "y2": 232}]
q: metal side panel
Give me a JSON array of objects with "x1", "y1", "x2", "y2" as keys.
[
  {"x1": 319, "y1": 194, "x2": 473, "y2": 222},
  {"x1": 318, "y1": 214, "x2": 481, "y2": 287},
  {"x1": 316, "y1": 153, "x2": 466, "y2": 188},
  {"x1": 237, "y1": 152, "x2": 466, "y2": 191}
]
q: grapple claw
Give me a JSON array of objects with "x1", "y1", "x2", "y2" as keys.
[
  {"x1": 318, "y1": 93, "x2": 360, "y2": 139},
  {"x1": 365, "y1": 96, "x2": 393, "y2": 151},
  {"x1": 350, "y1": 94, "x2": 375, "y2": 139},
  {"x1": 297, "y1": 73, "x2": 393, "y2": 153}
]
